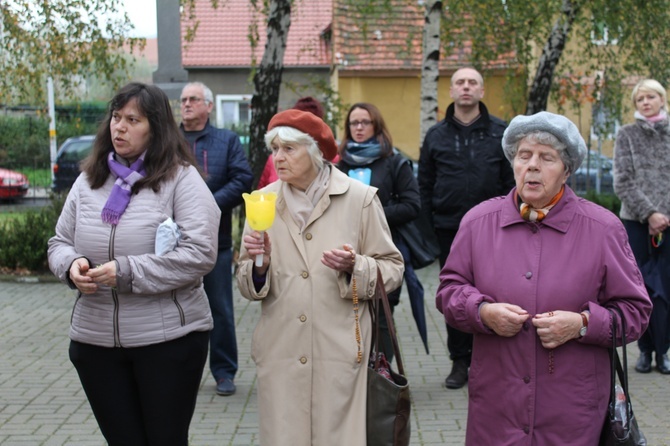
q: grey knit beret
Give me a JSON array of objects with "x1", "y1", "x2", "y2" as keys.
[{"x1": 502, "y1": 111, "x2": 587, "y2": 173}]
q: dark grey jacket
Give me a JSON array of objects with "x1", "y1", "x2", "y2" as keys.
[{"x1": 614, "y1": 118, "x2": 670, "y2": 222}]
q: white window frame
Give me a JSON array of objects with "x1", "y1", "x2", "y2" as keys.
[
  {"x1": 215, "y1": 94, "x2": 252, "y2": 129},
  {"x1": 591, "y1": 23, "x2": 619, "y2": 46}
]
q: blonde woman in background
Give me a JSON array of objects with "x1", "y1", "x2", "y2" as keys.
[{"x1": 614, "y1": 78, "x2": 670, "y2": 374}]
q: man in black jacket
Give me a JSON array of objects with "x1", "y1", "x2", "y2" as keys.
[
  {"x1": 180, "y1": 82, "x2": 253, "y2": 396},
  {"x1": 419, "y1": 67, "x2": 515, "y2": 389}
]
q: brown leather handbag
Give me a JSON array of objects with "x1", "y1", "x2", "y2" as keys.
[{"x1": 363, "y1": 270, "x2": 411, "y2": 446}]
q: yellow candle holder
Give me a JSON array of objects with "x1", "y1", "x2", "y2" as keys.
[{"x1": 242, "y1": 191, "x2": 277, "y2": 266}]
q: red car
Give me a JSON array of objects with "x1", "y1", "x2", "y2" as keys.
[{"x1": 0, "y1": 167, "x2": 29, "y2": 200}]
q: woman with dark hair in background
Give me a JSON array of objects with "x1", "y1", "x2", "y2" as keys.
[
  {"x1": 338, "y1": 102, "x2": 423, "y2": 362},
  {"x1": 48, "y1": 82, "x2": 220, "y2": 445}
]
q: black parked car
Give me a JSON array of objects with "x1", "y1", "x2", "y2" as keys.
[
  {"x1": 51, "y1": 135, "x2": 95, "y2": 193},
  {"x1": 571, "y1": 150, "x2": 614, "y2": 195}
]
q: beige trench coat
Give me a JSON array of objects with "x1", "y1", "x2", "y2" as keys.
[{"x1": 237, "y1": 167, "x2": 404, "y2": 446}]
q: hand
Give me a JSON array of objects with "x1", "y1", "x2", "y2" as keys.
[
  {"x1": 243, "y1": 231, "x2": 271, "y2": 274},
  {"x1": 321, "y1": 243, "x2": 356, "y2": 274},
  {"x1": 85, "y1": 261, "x2": 118, "y2": 289},
  {"x1": 480, "y1": 303, "x2": 529, "y2": 337},
  {"x1": 532, "y1": 310, "x2": 582, "y2": 349},
  {"x1": 69, "y1": 258, "x2": 98, "y2": 294},
  {"x1": 648, "y1": 212, "x2": 669, "y2": 236}
]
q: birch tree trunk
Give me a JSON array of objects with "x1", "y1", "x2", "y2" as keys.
[
  {"x1": 526, "y1": 0, "x2": 580, "y2": 114},
  {"x1": 419, "y1": 0, "x2": 442, "y2": 148},
  {"x1": 249, "y1": 0, "x2": 292, "y2": 186}
]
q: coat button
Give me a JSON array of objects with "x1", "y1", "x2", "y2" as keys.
[
  {"x1": 523, "y1": 376, "x2": 531, "y2": 383},
  {"x1": 523, "y1": 426, "x2": 530, "y2": 434},
  {"x1": 299, "y1": 356, "x2": 307, "y2": 364},
  {"x1": 299, "y1": 315, "x2": 307, "y2": 322},
  {"x1": 305, "y1": 233, "x2": 313, "y2": 240},
  {"x1": 530, "y1": 226, "x2": 538, "y2": 233},
  {"x1": 525, "y1": 271, "x2": 532, "y2": 279},
  {"x1": 301, "y1": 271, "x2": 309, "y2": 278}
]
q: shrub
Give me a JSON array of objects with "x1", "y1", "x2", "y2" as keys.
[
  {"x1": 0, "y1": 194, "x2": 65, "y2": 272},
  {"x1": 581, "y1": 191, "x2": 621, "y2": 216},
  {"x1": 0, "y1": 109, "x2": 103, "y2": 168}
]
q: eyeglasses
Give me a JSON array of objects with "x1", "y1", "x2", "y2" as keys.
[
  {"x1": 349, "y1": 120, "x2": 373, "y2": 128},
  {"x1": 180, "y1": 96, "x2": 205, "y2": 104}
]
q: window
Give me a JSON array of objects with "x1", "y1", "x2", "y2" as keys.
[
  {"x1": 591, "y1": 101, "x2": 619, "y2": 140},
  {"x1": 591, "y1": 21, "x2": 619, "y2": 46},
  {"x1": 215, "y1": 94, "x2": 252, "y2": 129}
]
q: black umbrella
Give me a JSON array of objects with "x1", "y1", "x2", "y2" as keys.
[
  {"x1": 641, "y1": 256, "x2": 667, "y2": 301},
  {"x1": 404, "y1": 269, "x2": 429, "y2": 354},
  {"x1": 640, "y1": 241, "x2": 670, "y2": 355},
  {"x1": 394, "y1": 233, "x2": 430, "y2": 354}
]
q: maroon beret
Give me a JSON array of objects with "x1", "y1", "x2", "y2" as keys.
[
  {"x1": 292, "y1": 96, "x2": 325, "y2": 119},
  {"x1": 267, "y1": 109, "x2": 338, "y2": 161}
]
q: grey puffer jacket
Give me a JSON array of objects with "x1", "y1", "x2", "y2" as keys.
[
  {"x1": 48, "y1": 165, "x2": 220, "y2": 348},
  {"x1": 613, "y1": 118, "x2": 670, "y2": 222}
]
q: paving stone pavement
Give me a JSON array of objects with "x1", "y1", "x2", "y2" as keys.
[{"x1": 0, "y1": 262, "x2": 669, "y2": 445}]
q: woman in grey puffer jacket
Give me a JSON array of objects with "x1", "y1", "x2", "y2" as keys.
[
  {"x1": 48, "y1": 83, "x2": 221, "y2": 445},
  {"x1": 614, "y1": 78, "x2": 670, "y2": 376}
]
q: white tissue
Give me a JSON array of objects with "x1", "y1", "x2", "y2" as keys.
[{"x1": 155, "y1": 217, "x2": 181, "y2": 256}]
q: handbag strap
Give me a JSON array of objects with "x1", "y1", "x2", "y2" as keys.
[
  {"x1": 607, "y1": 307, "x2": 633, "y2": 427},
  {"x1": 369, "y1": 269, "x2": 406, "y2": 376}
]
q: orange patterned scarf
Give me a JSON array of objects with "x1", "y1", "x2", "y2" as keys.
[{"x1": 515, "y1": 186, "x2": 565, "y2": 222}]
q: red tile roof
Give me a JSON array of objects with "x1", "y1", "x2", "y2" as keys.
[
  {"x1": 333, "y1": 0, "x2": 515, "y2": 73},
  {"x1": 181, "y1": 0, "x2": 332, "y2": 68}
]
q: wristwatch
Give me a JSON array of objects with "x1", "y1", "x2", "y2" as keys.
[{"x1": 579, "y1": 312, "x2": 589, "y2": 337}]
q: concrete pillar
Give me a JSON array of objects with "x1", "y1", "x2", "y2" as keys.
[{"x1": 152, "y1": 0, "x2": 189, "y2": 99}]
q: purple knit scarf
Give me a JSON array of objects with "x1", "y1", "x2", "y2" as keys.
[{"x1": 101, "y1": 151, "x2": 147, "y2": 225}]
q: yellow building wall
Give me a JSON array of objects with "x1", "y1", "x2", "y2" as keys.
[{"x1": 337, "y1": 74, "x2": 515, "y2": 160}]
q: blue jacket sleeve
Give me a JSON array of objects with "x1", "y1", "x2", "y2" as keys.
[{"x1": 211, "y1": 132, "x2": 253, "y2": 211}]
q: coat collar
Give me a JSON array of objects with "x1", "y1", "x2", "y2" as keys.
[
  {"x1": 179, "y1": 119, "x2": 213, "y2": 138},
  {"x1": 274, "y1": 165, "x2": 351, "y2": 231},
  {"x1": 445, "y1": 101, "x2": 491, "y2": 128},
  {"x1": 500, "y1": 186, "x2": 580, "y2": 234},
  {"x1": 270, "y1": 166, "x2": 357, "y2": 263},
  {"x1": 635, "y1": 117, "x2": 670, "y2": 137}
]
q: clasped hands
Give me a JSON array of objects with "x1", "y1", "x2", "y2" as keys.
[
  {"x1": 243, "y1": 231, "x2": 356, "y2": 275},
  {"x1": 480, "y1": 303, "x2": 585, "y2": 349},
  {"x1": 69, "y1": 258, "x2": 117, "y2": 294},
  {"x1": 648, "y1": 212, "x2": 669, "y2": 236}
]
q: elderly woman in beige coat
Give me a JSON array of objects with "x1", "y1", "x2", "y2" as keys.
[{"x1": 237, "y1": 109, "x2": 404, "y2": 445}]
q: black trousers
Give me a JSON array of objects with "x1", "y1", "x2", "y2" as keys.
[
  {"x1": 69, "y1": 330, "x2": 209, "y2": 446},
  {"x1": 437, "y1": 228, "x2": 473, "y2": 363},
  {"x1": 623, "y1": 220, "x2": 670, "y2": 356}
]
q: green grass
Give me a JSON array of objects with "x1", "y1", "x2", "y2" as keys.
[
  {"x1": 16, "y1": 167, "x2": 51, "y2": 189},
  {"x1": 0, "y1": 211, "x2": 26, "y2": 224}
]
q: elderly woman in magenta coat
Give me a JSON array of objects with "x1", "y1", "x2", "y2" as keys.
[
  {"x1": 436, "y1": 112, "x2": 652, "y2": 445},
  {"x1": 237, "y1": 109, "x2": 404, "y2": 445}
]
